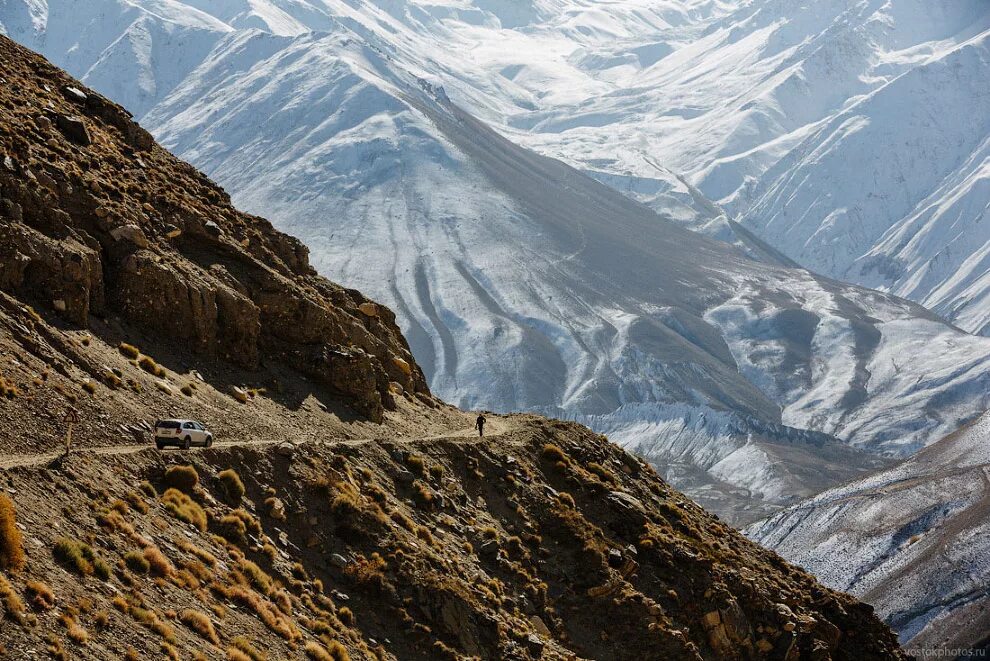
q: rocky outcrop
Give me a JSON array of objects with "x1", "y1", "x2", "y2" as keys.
[
  {"x1": 0, "y1": 220, "x2": 104, "y2": 326},
  {"x1": 0, "y1": 34, "x2": 431, "y2": 421}
]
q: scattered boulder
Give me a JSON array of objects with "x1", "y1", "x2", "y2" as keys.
[
  {"x1": 392, "y1": 356, "x2": 412, "y2": 376},
  {"x1": 110, "y1": 224, "x2": 150, "y2": 249},
  {"x1": 524, "y1": 634, "x2": 544, "y2": 657},
  {"x1": 62, "y1": 85, "x2": 87, "y2": 103},
  {"x1": 529, "y1": 615, "x2": 552, "y2": 637},
  {"x1": 54, "y1": 114, "x2": 90, "y2": 146},
  {"x1": 358, "y1": 302, "x2": 378, "y2": 317},
  {"x1": 231, "y1": 386, "x2": 249, "y2": 404}
]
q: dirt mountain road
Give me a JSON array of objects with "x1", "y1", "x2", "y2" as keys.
[{"x1": 0, "y1": 417, "x2": 514, "y2": 470}]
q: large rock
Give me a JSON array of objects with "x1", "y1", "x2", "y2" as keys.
[
  {"x1": 84, "y1": 92, "x2": 153, "y2": 151},
  {"x1": 286, "y1": 344, "x2": 391, "y2": 422},
  {"x1": 112, "y1": 251, "x2": 260, "y2": 367},
  {"x1": 110, "y1": 224, "x2": 150, "y2": 249},
  {"x1": 0, "y1": 221, "x2": 103, "y2": 325},
  {"x1": 54, "y1": 114, "x2": 90, "y2": 146}
]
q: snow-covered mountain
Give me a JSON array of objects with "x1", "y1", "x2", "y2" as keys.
[
  {"x1": 5, "y1": 0, "x2": 990, "y2": 526},
  {"x1": 746, "y1": 413, "x2": 990, "y2": 648},
  {"x1": 6, "y1": 2, "x2": 989, "y2": 332}
]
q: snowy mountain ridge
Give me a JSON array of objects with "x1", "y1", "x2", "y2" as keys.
[
  {"x1": 5, "y1": 0, "x2": 990, "y2": 526},
  {"x1": 746, "y1": 412, "x2": 990, "y2": 647}
]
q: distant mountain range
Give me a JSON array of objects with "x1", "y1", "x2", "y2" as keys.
[{"x1": 4, "y1": 0, "x2": 989, "y2": 529}]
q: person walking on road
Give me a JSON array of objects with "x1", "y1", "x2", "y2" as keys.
[{"x1": 476, "y1": 414, "x2": 486, "y2": 438}]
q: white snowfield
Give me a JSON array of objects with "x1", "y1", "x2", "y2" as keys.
[
  {"x1": 746, "y1": 413, "x2": 990, "y2": 649},
  {"x1": 5, "y1": 0, "x2": 990, "y2": 527}
]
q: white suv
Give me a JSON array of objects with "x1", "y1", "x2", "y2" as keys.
[{"x1": 154, "y1": 419, "x2": 214, "y2": 450}]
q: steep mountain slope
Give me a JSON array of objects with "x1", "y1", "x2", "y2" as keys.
[
  {"x1": 0, "y1": 34, "x2": 910, "y2": 660},
  {"x1": 6, "y1": 0, "x2": 990, "y2": 525},
  {"x1": 53, "y1": 0, "x2": 984, "y2": 337},
  {"x1": 73, "y1": 0, "x2": 986, "y2": 338},
  {"x1": 746, "y1": 414, "x2": 990, "y2": 651}
]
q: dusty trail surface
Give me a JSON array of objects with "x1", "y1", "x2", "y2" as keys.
[{"x1": 0, "y1": 418, "x2": 515, "y2": 470}]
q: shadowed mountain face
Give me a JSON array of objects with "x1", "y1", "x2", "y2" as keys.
[
  {"x1": 5, "y1": 1, "x2": 990, "y2": 524},
  {"x1": 746, "y1": 414, "x2": 990, "y2": 650}
]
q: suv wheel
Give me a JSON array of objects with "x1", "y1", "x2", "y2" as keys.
[
  {"x1": 206, "y1": 436, "x2": 213, "y2": 448},
  {"x1": 183, "y1": 436, "x2": 192, "y2": 450}
]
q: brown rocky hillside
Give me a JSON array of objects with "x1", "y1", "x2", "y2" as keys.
[{"x1": 0, "y1": 34, "x2": 907, "y2": 660}]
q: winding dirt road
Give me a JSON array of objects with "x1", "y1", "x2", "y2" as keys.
[{"x1": 0, "y1": 418, "x2": 513, "y2": 471}]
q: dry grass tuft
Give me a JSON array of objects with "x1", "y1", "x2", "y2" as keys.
[
  {"x1": 337, "y1": 606, "x2": 354, "y2": 626},
  {"x1": 405, "y1": 454, "x2": 426, "y2": 476},
  {"x1": 0, "y1": 494, "x2": 25, "y2": 571},
  {"x1": 587, "y1": 462, "x2": 617, "y2": 485},
  {"x1": 238, "y1": 558, "x2": 273, "y2": 593},
  {"x1": 218, "y1": 514, "x2": 248, "y2": 546},
  {"x1": 26, "y1": 581, "x2": 56, "y2": 611},
  {"x1": 124, "y1": 490, "x2": 149, "y2": 514},
  {"x1": 143, "y1": 546, "x2": 174, "y2": 577},
  {"x1": 214, "y1": 583, "x2": 299, "y2": 641},
  {"x1": 390, "y1": 509, "x2": 415, "y2": 531},
  {"x1": 229, "y1": 635, "x2": 267, "y2": 661},
  {"x1": 53, "y1": 537, "x2": 111, "y2": 579},
  {"x1": 164, "y1": 465, "x2": 200, "y2": 493},
  {"x1": 0, "y1": 573, "x2": 27, "y2": 625},
  {"x1": 344, "y1": 553, "x2": 386, "y2": 585},
  {"x1": 48, "y1": 636, "x2": 68, "y2": 661},
  {"x1": 178, "y1": 539, "x2": 217, "y2": 567},
  {"x1": 138, "y1": 355, "x2": 166, "y2": 377},
  {"x1": 219, "y1": 509, "x2": 261, "y2": 546},
  {"x1": 124, "y1": 550, "x2": 150, "y2": 574},
  {"x1": 323, "y1": 640, "x2": 350, "y2": 661},
  {"x1": 162, "y1": 488, "x2": 207, "y2": 531},
  {"x1": 180, "y1": 609, "x2": 219, "y2": 645},
  {"x1": 118, "y1": 343, "x2": 140, "y2": 359},
  {"x1": 130, "y1": 605, "x2": 176, "y2": 643},
  {"x1": 411, "y1": 480, "x2": 434, "y2": 508},
  {"x1": 0, "y1": 375, "x2": 19, "y2": 399},
  {"x1": 218, "y1": 469, "x2": 246, "y2": 503},
  {"x1": 305, "y1": 641, "x2": 350, "y2": 661},
  {"x1": 94, "y1": 611, "x2": 110, "y2": 630},
  {"x1": 59, "y1": 612, "x2": 89, "y2": 645}
]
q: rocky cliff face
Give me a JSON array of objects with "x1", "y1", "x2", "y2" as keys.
[{"x1": 0, "y1": 34, "x2": 429, "y2": 423}]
